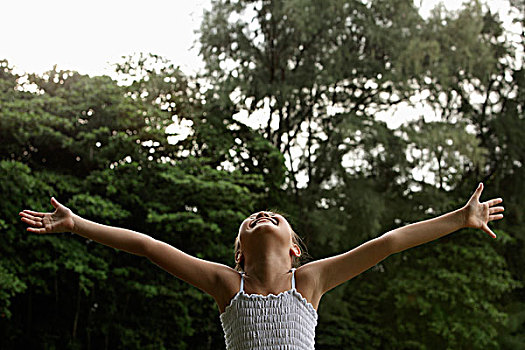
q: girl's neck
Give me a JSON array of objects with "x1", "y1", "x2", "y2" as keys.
[{"x1": 243, "y1": 253, "x2": 292, "y2": 286}]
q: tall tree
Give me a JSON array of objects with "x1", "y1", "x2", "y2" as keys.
[
  {"x1": 199, "y1": 0, "x2": 422, "y2": 195},
  {"x1": 0, "y1": 55, "x2": 285, "y2": 349},
  {"x1": 198, "y1": 1, "x2": 521, "y2": 348}
]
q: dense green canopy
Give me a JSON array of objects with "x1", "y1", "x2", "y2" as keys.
[{"x1": 1, "y1": 0, "x2": 523, "y2": 349}]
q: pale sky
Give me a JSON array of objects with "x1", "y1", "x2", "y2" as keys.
[
  {"x1": 1, "y1": 0, "x2": 516, "y2": 134},
  {"x1": 1, "y1": 0, "x2": 517, "y2": 187},
  {"x1": 1, "y1": 0, "x2": 514, "y2": 78},
  {"x1": 1, "y1": 0, "x2": 210, "y2": 77}
]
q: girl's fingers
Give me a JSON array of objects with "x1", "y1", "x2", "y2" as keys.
[
  {"x1": 489, "y1": 214, "x2": 504, "y2": 221},
  {"x1": 21, "y1": 209, "x2": 45, "y2": 217},
  {"x1": 19, "y1": 212, "x2": 43, "y2": 221},
  {"x1": 473, "y1": 183, "x2": 484, "y2": 200},
  {"x1": 482, "y1": 223, "x2": 497, "y2": 239},
  {"x1": 489, "y1": 206, "x2": 504, "y2": 214},
  {"x1": 27, "y1": 227, "x2": 47, "y2": 234},
  {"x1": 485, "y1": 198, "x2": 503, "y2": 207},
  {"x1": 51, "y1": 197, "x2": 60, "y2": 209},
  {"x1": 21, "y1": 216, "x2": 43, "y2": 227}
]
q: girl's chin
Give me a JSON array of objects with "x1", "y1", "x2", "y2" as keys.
[
  {"x1": 251, "y1": 223, "x2": 280, "y2": 232},
  {"x1": 253, "y1": 222, "x2": 277, "y2": 228}
]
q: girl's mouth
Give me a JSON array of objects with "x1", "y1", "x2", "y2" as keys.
[{"x1": 250, "y1": 217, "x2": 278, "y2": 228}]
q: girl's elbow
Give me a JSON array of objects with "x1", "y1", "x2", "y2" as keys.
[
  {"x1": 380, "y1": 233, "x2": 398, "y2": 256},
  {"x1": 140, "y1": 236, "x2": 158, "y2": 258}
]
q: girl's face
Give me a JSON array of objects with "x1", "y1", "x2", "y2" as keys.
[{"x1": 236, "y1": 211, "x2": 300, "y2": 264}]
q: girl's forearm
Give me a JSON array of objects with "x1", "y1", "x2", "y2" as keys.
[
  {"x1": 385, "y1": 208, "x2": 466, "y2": 254},
  {"x1": 72, "y1": 215, "x2": 154, "y2": 256}
]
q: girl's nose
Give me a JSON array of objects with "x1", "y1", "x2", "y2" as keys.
[{"x1": 255, "y1": 211, "x2": 271, "y2": 219}]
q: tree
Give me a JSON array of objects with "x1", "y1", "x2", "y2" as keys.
[
  {"x1": 198, "y1": 1, "x2": 522, "y2": 348},
  {"x1": 199, "y1": 0, "x2": 422, "y2": 195},
  {"x1": 0, "y1": 55, "x2": 285, "y2": 349}
]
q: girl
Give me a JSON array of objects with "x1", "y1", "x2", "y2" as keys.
[{"x1": 19, "y1": 183, "x2": 504, "y2": 349}]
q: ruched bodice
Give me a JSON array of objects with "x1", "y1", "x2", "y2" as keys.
[{"x1": 220, "y1": 268, "x2": 318, "y2": 349}]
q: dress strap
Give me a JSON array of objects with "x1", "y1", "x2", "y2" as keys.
[
  {"x1": 290, "y1": 268, "x2": 296, "y2": 290},
  {"x1": 239, "y1": 271, "x2": 245, "y2": 293}
]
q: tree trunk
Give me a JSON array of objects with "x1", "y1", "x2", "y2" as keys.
[
  {"x1": 26, "y1": 287, "x2": 32, "y2": 335},
  {"x1": 72, "y1": 277, "x2": 81, "y2": 339}
]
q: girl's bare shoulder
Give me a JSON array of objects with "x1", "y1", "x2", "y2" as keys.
[
  {"x1": 218, "y1": 266, "x2": 242, "y2": 290},
  {"x1": 215, "y1": 266, "x2": 242, "y2": 313},
  {"x1": 295, "y1": 263, "x2": 323, "y2": 310}
]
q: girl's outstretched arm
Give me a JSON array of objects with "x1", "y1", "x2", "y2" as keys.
[
  {"x1": 303, "y1": 183, "x2": 504, "y2": 297},
  {"x1": 386, "y1": 182, "x2": 503, "y2": 253},
  {"x1": 19, "y1": 198, "x2": 235, "y2": 302},
  {"x1": 20, "y1": 197, "x2": 153, "y2": 256}
]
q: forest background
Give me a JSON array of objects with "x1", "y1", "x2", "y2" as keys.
[{"x1": 1, "y1": 0, "x2": 524, "y2": 349}]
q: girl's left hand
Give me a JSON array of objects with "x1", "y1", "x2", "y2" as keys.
[{"x1": 462, "y1": 183, "x2": 504, "y2": 238}]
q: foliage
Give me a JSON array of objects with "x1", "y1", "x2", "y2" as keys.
[
  {"x1": 0, "y1": 0, "x2": 524, "y2": 348},
  {"x1": 199, "y1": 0, "x2": 523, "y2": 349},
  {"x1": 0, "y1": 56, "x2": 281, "y2": 349}
]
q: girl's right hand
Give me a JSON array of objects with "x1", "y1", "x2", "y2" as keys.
[{"x1": 19, "y1": 197, "x2": 76, "y2": 234}]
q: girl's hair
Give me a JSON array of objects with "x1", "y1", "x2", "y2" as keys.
[{"x1": 234, "y1": 210, "x2": 309, "y2": 272}]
